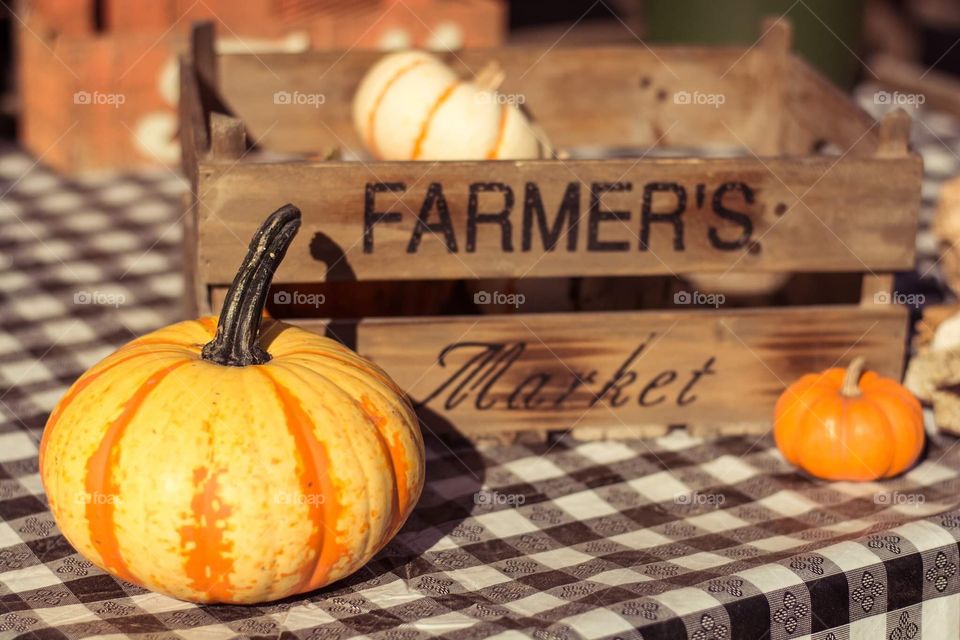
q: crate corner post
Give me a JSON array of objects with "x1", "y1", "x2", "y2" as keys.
[{"x1": 180, "y1": 21, "x2": 220, "y2": 319}]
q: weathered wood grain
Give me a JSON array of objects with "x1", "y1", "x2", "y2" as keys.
[
  {"x1": 178, "y1": 57, "x2": 206, "y2": 187},
  {"x1": 195, "y1": 153, "x2": 921, "y2": 285},
  {"x1": 192, "y1": 22, "x2": 217, "y2": 93},
  {"x1": 259, "y1": 305, "x2": 909, "y2": 437},
  {"x1": 217, "y1": 44, "x2": 784, "y2": 154},
  {"x1": 746, "y1": 16, "x2": 792, "y2": 156},
  {"x1": 181, "y1": 191, "x2": 200, "y2": 319},
  {"x1": 860, "y1": 274, "x2": 895, "y2": 307},
  {"x1": 781, "y1": 57, "x2": 882, "y2": 155},
  {"x1": 209, "y1": 112, "x2": 246, "y2": 160}
]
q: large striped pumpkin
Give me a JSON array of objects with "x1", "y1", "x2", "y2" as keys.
[
  {"x1": 352, "y1": 50, "x2": 546, "y2": 160},
  {"x1": 39, "y1": 205, "x2": 425, "y2": 604}
]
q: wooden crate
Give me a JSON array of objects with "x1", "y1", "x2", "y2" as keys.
[{"x1": 181, "y1": 19, "x2": 922, "y2": 442}]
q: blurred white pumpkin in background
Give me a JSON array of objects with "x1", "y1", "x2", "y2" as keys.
[
  {"x1": 685, "y1": 272, "x2": 790, "y2": 297},
  {"x1": 353, "y1": 50, "x2": 553, "y2": 314},
  {"x1": 426, "y1": 22, "x2": 465, "y2": 52},
  {"x1": 352, "y1": 51, "x2": 547, "y2": 161}
]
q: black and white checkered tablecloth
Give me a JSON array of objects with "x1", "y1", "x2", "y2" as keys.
[{"x1": 3, "y1": 96, "x2": 960, "y2": 639}]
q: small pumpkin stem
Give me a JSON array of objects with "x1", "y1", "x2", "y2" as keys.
[
  {"x1": 201, "y1": 204, "x2": 301, "y2": 367},
  {"x1": 840, "y1": 356, "x2": 867, "y2": 397}
]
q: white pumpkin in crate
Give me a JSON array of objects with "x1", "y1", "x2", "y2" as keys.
[{"x1": 353, "y1": 51, "x2": 547, "y2": 161}]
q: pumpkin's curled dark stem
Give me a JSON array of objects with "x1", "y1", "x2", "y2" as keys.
[
  {"x1": 840, "y1": 356, "x2": 866, "y2": 398},
  {"x1": 201, "y1": 204, "x2": 301, "y2": 366}
]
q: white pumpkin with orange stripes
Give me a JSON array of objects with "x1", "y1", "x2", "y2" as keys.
[
  {"x1": 39, "y1": 204, "x2": 425, "y2": 604},
  {"x1": 353, "y1": 50, "x2": 545, "y2": 160}
]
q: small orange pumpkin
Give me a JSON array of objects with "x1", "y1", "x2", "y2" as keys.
[
  {"x1": 774, "y1": 357, "x2": 924, "y2": 481},
  {"x1": 40, "y1": 205, "x2": 425, "y2": 604}
]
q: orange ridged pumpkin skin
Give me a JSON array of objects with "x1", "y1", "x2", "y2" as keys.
[
  {"x1": 39, "y1": 206, "x2": 425, "y2": 604},
  {"x1": 773, "y1": 359, "x2": 924, "y2": 481}
]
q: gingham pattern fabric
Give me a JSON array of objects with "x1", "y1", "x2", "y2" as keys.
[{"x1": 0, "y1": 95, "x2": 959, "y2": 639}]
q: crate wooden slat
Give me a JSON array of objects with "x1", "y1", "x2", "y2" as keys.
[
  {"x1": 196, "y1": 154, "x2": 921, "y2": 284},
  {"x1": 181, "y1": 18, "x2": 922, "y2": 441},
  {"x1": 218, "y1": 46, "x2": 775, "y2": 154},
  {"x1": 211, "y1": 19, "x2": 880, "y2": 158},
  {"x1": 202, "y1": 302, "x2": 908, "y2": 437}
]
